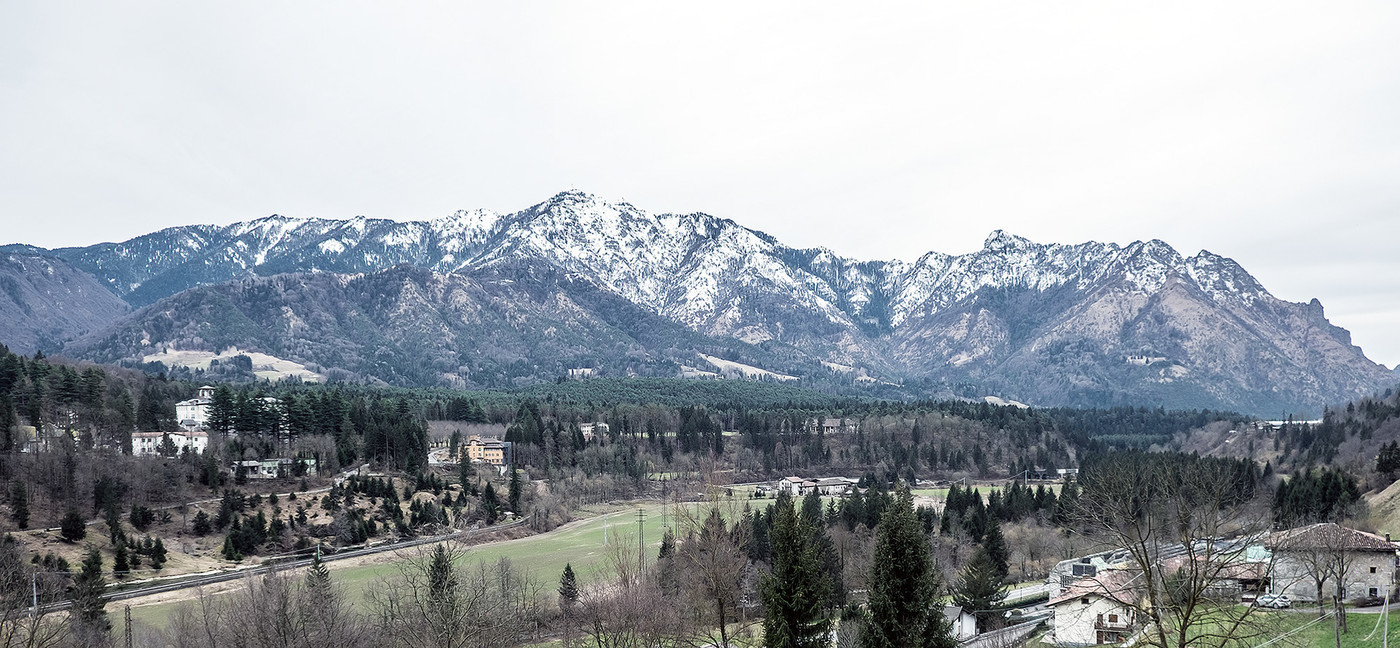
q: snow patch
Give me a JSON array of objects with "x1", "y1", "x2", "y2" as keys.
[{"x1": 697, "y1": 354, "x2": 797, "y2": 381}]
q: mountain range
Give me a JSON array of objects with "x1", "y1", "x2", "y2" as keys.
[{"x1": 2, "y1": 190, "x2": 1394, "y2": 416}]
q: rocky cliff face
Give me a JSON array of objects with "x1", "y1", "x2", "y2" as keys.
[{"x1": 5, "y1": 191, "x2": 1392, "y2": 415}]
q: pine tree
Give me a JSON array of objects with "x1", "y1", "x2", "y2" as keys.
[
  {"x1": 508, "y1": 468, "x2": 523, "y2": 514},
  {"x1": 951, "y1": 546, "x2": 1008, "y2": 629},
  {"x1": 426, "y1": 544, "x2": 458, "y2": 603},
  {"x1": 192, "y1": 510, "x2": 212, "y2": 535},
  {"x1": 458, "y1": 450, "x2": 472, "y2": 490},
  {"x1": 150, "y1": 538, "x2": 167, "y2": 570},
  {"x1": 801, "y1": 490, "x2": 845, "y2": 608},
  {"x1": 983, "y1": 518, "x2": 1010, "y2": 581},
  {"x1": 71, "y1": 549, "x2": 109, "y2": 636},
  {"x1": 480, "y1": 483, "x2": 501, "y2": 524},
  {"x1": 113, "y1": 542, "x2": 130, "y2": 577},
  {"x1": 305, "y1": 552, "x2": 333, "y2": 594},
  {"x1": 9, "y1": 481, "x2": 28, "y2": 529},
  {"x1": 558, "y1": 563, "x2": 579, "y2": 610},
  {"x1": 760, "y1": 492, "x2": 831, "y2": 648},
  {"x1": 865, "y1": 486, "x2": 955, "y2": 648},
  {"x1": 60, "y1": 508, "x2": 87, "y2": 542}
]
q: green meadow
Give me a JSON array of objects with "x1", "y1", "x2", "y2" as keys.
[{"x1": 128, "y1": 497, "x2": 755, "y2": 631}]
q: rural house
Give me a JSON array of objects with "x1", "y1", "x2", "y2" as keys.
[
  {"x1": 1048, "y1": 569, "x2": 1139, "y2": 646},
  {"x1": 1266, "y1": 523, "x2": 1400, "y2": 602}
]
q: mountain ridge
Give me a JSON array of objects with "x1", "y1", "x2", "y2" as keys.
[{"x1": 3, "y1": 190, "x2": 1393, "y2": 415}]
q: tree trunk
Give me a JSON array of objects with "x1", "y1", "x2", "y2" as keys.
[
  {"x1": 717, "y1": 599, "x2": 729, "y2": 648},
  {"x1": 1334, "y1": 595, "x2": 1343, "y2": 648}
]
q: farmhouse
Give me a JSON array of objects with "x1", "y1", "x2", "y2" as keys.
[
  {"x1": 1266, "y1": 523, "x2": 1400, "y2": 602},
  {"x1": 815, "y1": 477, "x2": 856, "y2": 495},
  {"x1": 777, "y1": 476, "x2": 815, "y2": 497},
  {"x1": 1048, "y1": 569, "x2": 1139, "y2": 646}
]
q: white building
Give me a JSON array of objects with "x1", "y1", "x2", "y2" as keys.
[
  {"x1": 815, "y1": 477, "x2": 856, "y2": 495},
  {"x1": 175, "y1": 385, "x2": 216, "y2": 428},
  {"x1": 942, "y1": 606, "x2": 978, "y2": 641},
  {"x1": 577, "y1": 422, "x2": 609, "y2": 440},
  {"x1": 1048, "y1": 570, "x2": 1139, "y2": 646},
  {"x1": 777, "y1": 476, "x2": 816, "y2": 497},
  {"x1": 237, "y1": 457, "x2": 318, "y2": 479},
  {"x1": 132, "y1": 430, "x2": 209, "y2": 457}
]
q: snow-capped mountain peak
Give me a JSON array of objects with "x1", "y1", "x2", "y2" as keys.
[{"x1": 6, "y1": 189, "x2": 1392, "y2": 415}]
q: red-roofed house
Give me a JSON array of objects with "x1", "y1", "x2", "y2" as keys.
[{"x1": 1047, "y1": 570, "x2": 1139, "y2": 646}]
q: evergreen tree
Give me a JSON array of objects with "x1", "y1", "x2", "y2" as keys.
[
  {"x1": 951, "y1": 546, "x2": 1008, "y2": 629},
  {"x1": 426, "y1": 544, "x2": 458, "y2": 604},
  {"x1": 71, "y1": 549, "x2": 110, "y2": 637},
  {"x1": 113, "y1": 542, "x2": 130, "y2": 577},
  {"x1": 865, "y1": 486, "x2": 955, "y2": 648},
  {"x1": 558, "y1": 563, "x2": 579, "y2": 609},
  {"x1": 760, "y1": 492, "x2": 831, "y2": 648},
  {"x1": 60, "y1": 508, "x2": 87, "y2": 542},
  {"x1": 207, "y1": 385, "x2": 236, "y2": 435},
  {"x1": 458, "y1": 449, "x2": 472, "y2": 490},
  {"x1": 305, "y1": 552, "x2": 333, "y2": 594},
  {"x1": 800, "y1": 490, "x2": 845, "y2": 608},
  {"x1": 656, "y1": 529, "x2": 680, "y2": 596},
  {"x1": 508, "y1": 468, "x2": 523, "y2": 514},
  {"x1": 150, "y1": 538, "x2": 168, "y2": 570},
  {"x1": 983, "y1": 518, "x2": 1010, "y2": 581},
  {"x1": 192, "y1": 510, "x2": 212, "y2": 535},
  {"x1": 9, "y1": 481, "x2": 28, "y2": 529},
  {"x1": 480, "y1": 483, "x2": 501, "y2": 524}
]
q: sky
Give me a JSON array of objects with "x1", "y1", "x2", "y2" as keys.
[{"x1": 2, "y1": 2, "x2": 1398, "y2": 367}]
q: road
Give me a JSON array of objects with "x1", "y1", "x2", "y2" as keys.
[
  {"x1": 95, "y1": 517, "x2": 526, "y2": 610},
  {"x1": 1004, "y1": 581, "x2": 1051, "y2": 603}
]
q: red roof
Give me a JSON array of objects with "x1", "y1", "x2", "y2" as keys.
[{"x1": 1048, "y1": 570, "x2": 1140, "y2": 607}]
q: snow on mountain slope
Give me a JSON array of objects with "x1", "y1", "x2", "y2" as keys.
[{"x1": 4, "y1": 189, "x2": 1394, "y2": 414}]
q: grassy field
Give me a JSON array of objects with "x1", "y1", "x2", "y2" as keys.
[
  {"x1": 126, "y1": 497, "x2": 751, "y2": 631},
  {"x1": 1027, "y1": 610, "x2": 1400, "y2": 648}
]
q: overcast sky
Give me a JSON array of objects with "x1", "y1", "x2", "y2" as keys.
[{"x1": 3, "y1": 2, "x2": 1398, "y2": 367}]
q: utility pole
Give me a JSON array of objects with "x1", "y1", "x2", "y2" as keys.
[
  {"x1": 637, "y1": 507, "x2": 645, "y2": 576},
  {"x1": 31, "y1": 572, "x2": 38, "y2": 617},
  {"x1": 125, "y1": 605, "x2": 133, "y2": 648}
]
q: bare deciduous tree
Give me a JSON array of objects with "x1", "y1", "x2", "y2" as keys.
[
  {"x1": 0, "y1": 535, "x2": 70, "y2": 648},
  {"x1": 674, "y1": 500, "x2": 754, "y2": 648},
  {"x1": 1072, "y1": 454, "x2": 1291, "y2": 648},
  {"x1": 159, "y1": 562, "x2": 370, "y2": 648},
  {"x1": 368, "y1": 542, "x2": 541, "y2": 648}
]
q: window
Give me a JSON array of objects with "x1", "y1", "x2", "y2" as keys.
[
  {"x1": 1108, "y1": 614, "x2": 1119, "y2": 623},
  {"x1": 1371, "y1": 588, "x2": 1379, "y2": 597},
  {"x1": 1371, "y1": 566, "x2": 1378, "y2": 574},
  {"x1": 1082, "y1": 597, "x2": 1090, "y2": 605}
]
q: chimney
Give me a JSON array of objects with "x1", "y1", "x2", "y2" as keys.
[{"x1": 1387, "y1": 533, "x2": 1392, "y2": 542}]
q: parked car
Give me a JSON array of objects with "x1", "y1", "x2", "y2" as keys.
[
  {"x1": 1255, "y1": 594, "x2": 1292, "y2": 609},
  {"x1": 1352, "y1": 595, "x2": 1386, "y2": 608}
]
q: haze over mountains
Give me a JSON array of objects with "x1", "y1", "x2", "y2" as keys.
[{"x1": 2, "y1": 190, "x2": 1393, "y2": 416}]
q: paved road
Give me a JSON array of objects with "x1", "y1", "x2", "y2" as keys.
[
  {"x1": 33, "y1": 515, "x2": 527, "y2": 614},
  {"x1": 1005, "y1": 582, "x2": 1051, "y2": 603},
  {"x1": 111, "y1": 518, "x2": 527, "y2": 602}
]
